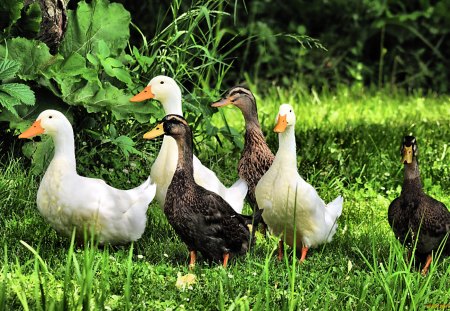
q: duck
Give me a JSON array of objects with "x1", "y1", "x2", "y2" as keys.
[
  {"x1": 211, "y1": 86, "x2": 275, "y2": 219},
  {"x1": 130, "y1": 75, "x2": 247, "y2": 213},
  {"x1": 143, "y1": 114, "x2": 258, "y2": 268},
  {"x1": 388, "y1": 136, "x2": 450, "y2": 275},
  {"x1": 255, "y1": 104, "x2": 343, "y2": 261},
  {"x1": 19, "y1": 110, "x2": 156, "y2": 245}
]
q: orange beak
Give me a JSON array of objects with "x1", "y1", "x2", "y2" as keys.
[
  {"x1": 19, "y1": 119, "x2": 44, "y2": 139},
  {"x1": 129, "y1": 86, "x2": 155, "y2": 102},
  {"x1": 211, "y1": 97, "x2": 232, "y2": 108},
  {"x1": 273, "y1": 114, "x2": 287, "y2": 133}
]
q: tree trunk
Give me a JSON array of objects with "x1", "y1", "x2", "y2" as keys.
[{"x1": 25, "y1": 0, "x2": 68, "y2": 53}]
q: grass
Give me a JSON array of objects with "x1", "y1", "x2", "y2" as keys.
[{"x1": 1, "y1": 86, "x2": 450, "y2": 310}]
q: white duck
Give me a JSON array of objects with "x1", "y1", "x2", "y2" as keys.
[
  {"x1": 19, "y1": 110, "x2": 156, "y2": 245},
  {"x1": 130, "y1": 75, "x2": 247, "y2": 213},
  {"x1": 255, "y1": 104, "x2": 343, "y2": 261}
]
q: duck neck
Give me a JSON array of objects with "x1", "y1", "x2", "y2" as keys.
[
  {"x1": 241, "y1": 105, "x2": 261, "y2": 132},
  {"x1": 162, "y1": 93, "x2": 183, "y2": 115},
  {"x1": 50, "y1": 127, "x2": 77, "y2": 171},
  {"x1": 402, "y1": 158, "x2": 422, "y2": 195},
  {"x1": 173, "y1": 131, "x2": 195, "y2": 183},
  {"x1": 276, "y1": 126, "x2": 297, "y2": 162}
]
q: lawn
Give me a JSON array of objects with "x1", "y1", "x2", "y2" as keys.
[{"x1": 1, "y1": 85, "x2": 450, "y2": 310}]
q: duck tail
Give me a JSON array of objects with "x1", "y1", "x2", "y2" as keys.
[
  {"x1": 128, "y1": 176, "x2": 157, "y2": 206},
  {"x1": 323, "y1": 195, "x2": 343, "y2": 242},
  {"x1": 224, "y1": 178, "x2": 248, "y2": 214},
  {"x1": 326, "y1": 195, "x2": 343, "y2": 220}
]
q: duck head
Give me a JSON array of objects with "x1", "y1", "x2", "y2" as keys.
[
  {"x1": 401, "y1": 135, "x2": 418, "y2": 164},
  {"x1": 19, "y1": 110, "x2": 71, "y2": 139},
  {"x1": 130, "y1": 75, "x2": 182, "y2": 114},
  {"x1": 274, "y1": 104, "x2": 296, "y2": 133},
  {"x1": 143, "y1": 114, "x2": 190, "y2": 141},
  {"x1": 211, "y1": 86, "x2": 256, "y2": 112}
]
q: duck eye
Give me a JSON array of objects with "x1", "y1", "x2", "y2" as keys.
[
  {"x1": 49, "y1": 116, "x2": 53, "y2": 119},
  {"x1": 160, "y1": 81, "x2": 164, "y2": 84},
  {"x1": 289, "y1": 110, "x2": 292, "y2": 113}
]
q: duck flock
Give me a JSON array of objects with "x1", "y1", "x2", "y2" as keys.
[{"x1": 18, "y1": 75, "x2": 450, "y2": 275}]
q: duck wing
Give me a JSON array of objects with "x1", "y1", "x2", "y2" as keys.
[
  {"x1": 388, "y1": 197, "x2": 411, "y2": 244},
  {"x1": 413, "y1": 195, "x2": 450, "y2": 254},
  {"x1": 192, "y1": 187, "x2": 251, "y2": 257}
]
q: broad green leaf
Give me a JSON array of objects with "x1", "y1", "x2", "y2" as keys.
[
  {"x1": 0, "y1": 0, "x2": 24, "y2": 34},
  {"x1": 110, "y1": 67, "x2": 132, "y2": 85},
  {"x1": 21, "y1": 2, "x2": 42, "y2": 34},
  {"x1": 60, "y1": 0, "x2": 131, "y2": 58},
  {"x1": 0, "y1": 92, "x2": 20, "y2": 116},
  {"x1": 0, "y1": 38, "x2": 54, "y2": 80},
  {"x1": 96, "y1": 40, "x2": 110, "y2": 59},
  {"x1": 99, "y1": 57, "x2": 132, "y2": 85},
  {"x1": 22, "y1": 136, "x2": 54, "y2": 175},
  {"x1": 86, "y1": 53, "x2": 99, "y2": 66},
  {"x1": 0, "y1": 83, "x2": 35, "y2": 105},
  {"x1": 103, "y1": 57, "x2": 123, "y2": 68},
  {"x1": 57, "y1": 52, "x2": 88, "y2": 76},
  {"x1": 0, "y1": 58, "x2": 20, "y2": 80}
]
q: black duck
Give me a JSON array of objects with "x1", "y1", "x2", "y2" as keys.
[
  {"x1": 143, "y1": 114, "x2": 259, "y2": 268},
  {"x1": 388, "y1": 136, "x2": 450, "y2": 275}
]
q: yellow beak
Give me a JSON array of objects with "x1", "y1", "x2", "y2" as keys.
[
  {"x1": 19, "y1": 119, "x2": 44, "y2": 139},
  {"x1": 402, "y1": 146, "x2": 413, "y2": 164},
  {"x1": 211, "y1": 97, "x2": 232, "y2": 108},
  {"x1": 130, "y1": 86, "x2": 155, "y2": 102},
  {"x1": 274, "y1": 114, "x2": 287, "y2": 133},
  {"x1": 143, "y1": 122, "x2": 165, "y2": 140}
]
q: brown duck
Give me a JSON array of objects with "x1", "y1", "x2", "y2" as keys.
[
  {"x1": 388, "y1": 136, "x2": 450, "y2": 275},
  {"x1": 212, "y1": 87, "x2": 275, "y2": 222},
  {"x1": 143, "y1": 114, "x2": 260, "y2": 268}
]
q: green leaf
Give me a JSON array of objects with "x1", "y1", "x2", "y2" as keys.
[
  {"x1": 110, "y1": 67, "x2": 132, "y2": 85},
  {"x1": 111, "y1": 135, "x2": 141, "y2": 158},
  {"x1": 96, "y1": 40, "x2": 110, "y2": 59},
  {"x1": 0, "y1": 83, "x2": 35, "y2": 105},
  {"x1": 99, "y1": 57, "x2": 133, "y2": 85},
  {"x1": 0, "y1": 0, "x2": 24, "y2": 33},
  {"x1": 21, "y1": 2, "x2": 42, "y2": 34},
  {"x1": 0, "y1": 58, "x2": 20, "y2": 80},
  {"x1": 22, "y1": 136, "x2": 54, "y2": 175},
  {"x1": 0, "y1": 92, "x2": 20, "y2": 116},
  {"x1": 57, "y1": 53, "x2": 88, "y2": 76},
  {"x1": 86, "y1": 53, "x2": 99, "y2": 66},
  {"x1": 0, "y1": 38, "x2": 54, "y2": 80},
  {"x1": 60, "y1": 0, "x2": 131, "y2": 58}
]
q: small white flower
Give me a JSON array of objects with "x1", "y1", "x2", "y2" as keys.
[
  {"x1": 163, "y1": 253, "x2": 169, "y2": 258},
  {"x1": 228, "y1": 273, "x2": 234, "y2": 279},
  {"x1": 137, "y1": 255, "x2": 144, "y2": 259}
]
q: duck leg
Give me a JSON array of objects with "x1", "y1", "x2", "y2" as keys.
[
  {"x1": 277, "y1": 240, "x2": 284, "y2": 261},
  {"x1": 300, "y1": 246, "x2": 309, "y2": 262},
  {"x1": 189, "y1": 250, "x2": 197, "y2": 270},
  {"x1": 420, "y1": 254, "x2": 432, "y2": 276},
  {"x1": 223, "y1": 253, "x2": 230, "y2": 268}
]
